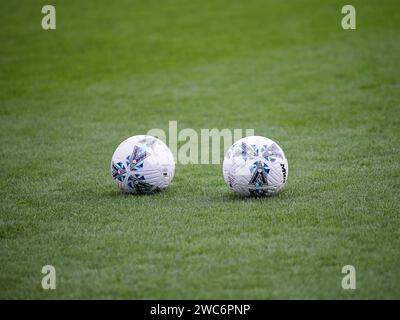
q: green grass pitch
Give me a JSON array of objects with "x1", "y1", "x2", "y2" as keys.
[{"x1": 0, "y1": 0, "x2": 399, "y2": 299}]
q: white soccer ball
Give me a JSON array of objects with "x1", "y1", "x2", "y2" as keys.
[
  {"x1": 223, "y1": 136, "x2": 288, "y2": 197},
  {"x1": 111, "y1": 135, "x2": 175, "y2": 194}
]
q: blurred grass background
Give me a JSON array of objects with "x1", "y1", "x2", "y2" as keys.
[{"x1": 0, "y1": 0, "x2": 399, "y2": 298}]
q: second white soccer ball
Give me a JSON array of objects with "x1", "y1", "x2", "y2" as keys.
[{"x1": 223, "y1": 136, "x2": 288, "y2": 196}]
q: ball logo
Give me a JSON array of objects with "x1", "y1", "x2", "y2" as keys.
[
  {"x1": 249, "y1": 160, "x2": 270, "y2": 197},
  {"x1": 280, "y1": 163, "x2": 287, "y2": 183}
]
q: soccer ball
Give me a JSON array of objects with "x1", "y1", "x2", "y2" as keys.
[
  {"x1": 223, "y1": 136, "x2": 288, "y2": 196},
  {"x1": 111, "y1": 135, "x2": 175, "y2": 194}
]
